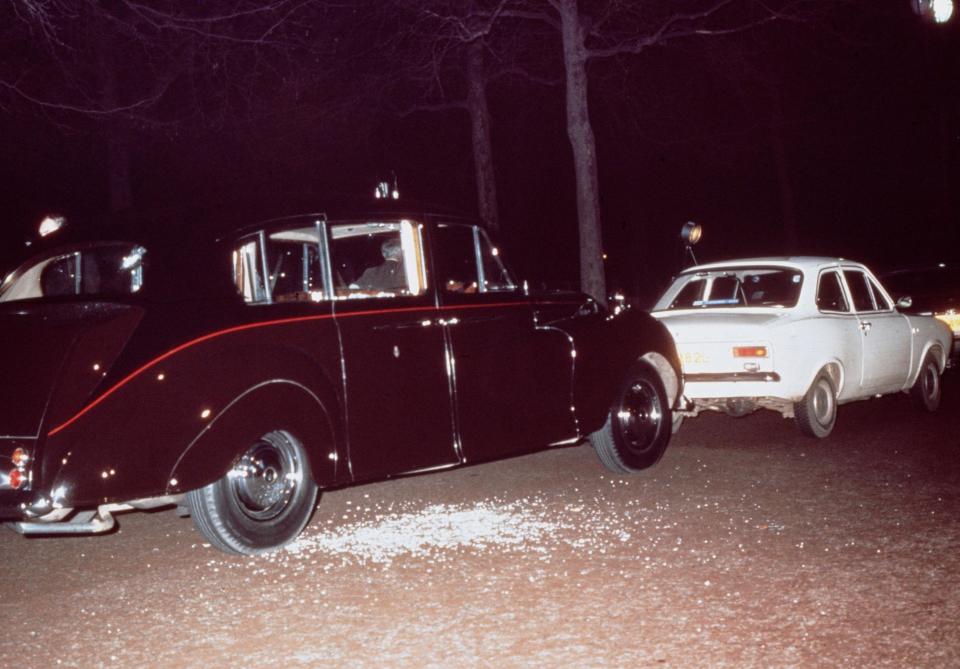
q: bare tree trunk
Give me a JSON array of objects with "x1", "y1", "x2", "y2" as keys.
[
  {"x1": 466, "y1": 40, "x2": 500, "y2": 233},
  {"x1": 557, "y1": 0, "x2": 606, "y2": 304}
]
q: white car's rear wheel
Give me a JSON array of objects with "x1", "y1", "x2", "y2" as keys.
[
  {"x1": 794, "y1": 372, "x2": 837, "y2": 439},
  {"x1": 909, "y1": 353, "x2": 941, "y2": 412}
]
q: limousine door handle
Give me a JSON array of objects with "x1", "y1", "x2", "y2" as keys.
[
  {"x1": 859, "y1": 321, "x2": 872, "y2": 333},
  {"x1": 436, "y1": 317, "x2": 460, "y2": 327}
]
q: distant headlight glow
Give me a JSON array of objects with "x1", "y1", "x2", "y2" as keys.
[{"x1": 935, "y1": 310, "x2": 960, "y2": 334}]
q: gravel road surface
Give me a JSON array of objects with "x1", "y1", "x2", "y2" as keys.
[{"x1": 2, "y1": 375, "x2": 959, "y2": 668}]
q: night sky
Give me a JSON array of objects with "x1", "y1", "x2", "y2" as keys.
[{"x1": 1, "y1": 1, "x2": 957, "y2": 305}]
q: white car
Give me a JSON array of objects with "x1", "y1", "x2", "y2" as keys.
[{"x1": 651, "y1": 257, "x2": 953, "y2": 438}]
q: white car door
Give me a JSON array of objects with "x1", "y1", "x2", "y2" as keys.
[
  {"x1": 842, "y1": 268, "x2": 911, "y2": 392},
  {"x1": 815, "y1": 269, "x2": 863, "y2": 399}
]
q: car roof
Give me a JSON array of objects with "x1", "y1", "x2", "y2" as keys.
[
  {"x1": 13, "y1": 198, "x2": 481, "y2": 259},
  {"x1": 234, "y1": 207, "x2": 477, "y2": 238},
  {"x1": 679, "y1": 256, "x2": 865, "y2": 274}
]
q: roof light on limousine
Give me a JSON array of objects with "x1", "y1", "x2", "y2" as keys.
[
  {"x1": 374, "y1": 172, "x2": 400, "y2": 199},
  {"x1": 38, "y1": 215, "x2": 66, "y2": 237}
]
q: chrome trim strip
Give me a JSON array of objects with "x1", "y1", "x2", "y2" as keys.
[
  {"x1": 403, "y1": 462, "x2": 459, "y2": 475},
  {"x1": 685, "y1": 372, "x2": 781, "y2": 383}
]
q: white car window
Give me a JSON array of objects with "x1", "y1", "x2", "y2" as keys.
[
  {"x1": 665, "y1": 268, "x2": 801, "y2": 310},
  {"x1": 867, "y1": 276, "x2": 893, "y2": 311},
  {"x1": 843, "y1": 270, "x2": 877, "y2": 312},
  {"x1": 669, "y1": 278, "x2": 705, "y2": 309},
  {"x1": 816, "y1": 270, "x2": 849, "y2": 313}
]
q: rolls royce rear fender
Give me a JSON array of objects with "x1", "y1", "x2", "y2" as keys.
[
  {"x1": 166, "y1": 378, "x2": 342, "y2": 495},
  {"x1": 563, "y1": 310, "x2": 682, "y2": 435}
]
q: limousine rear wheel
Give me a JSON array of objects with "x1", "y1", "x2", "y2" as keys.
[
  {"x1": 795, "y1": 372, "x2": 837, "y2": 439},
  {"x1": 590, "y1": 361, "x2": 671, "y2": 473},
  {"x1": 187, "y1": 430, "x2": 319, "y2": 555},
  {"x1": 909, "y1": 352, "x2": 941, "y2": 412}
]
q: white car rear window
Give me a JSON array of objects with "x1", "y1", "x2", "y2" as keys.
[{"x1": 668, "y1": 268, "x2": 803, "y2": 310}]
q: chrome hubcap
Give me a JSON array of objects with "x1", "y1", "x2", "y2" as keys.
[
  {"x1": 229, "y1": 436, "x2": 300, "y2": 521},
  {"x1": 923, "y1": 364, "x2": 938, "y2": 399},
  {"x1": 616, "y1": 380, "x2": 663, "y2": 454},
  {"x1": 812, "y1": 379, "x2": 834, "y2": 425}
]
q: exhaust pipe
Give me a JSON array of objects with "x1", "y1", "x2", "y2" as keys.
[{"x1": 5, "y1": 495, "x2": 183, "y2": 536}]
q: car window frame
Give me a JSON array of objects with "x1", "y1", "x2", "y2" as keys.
[
  {"x1": 0, "y1": 240, "x2": 149, "y2": 304},
  {"x1": 432, "y1": 222, "x2": 518, "y2": 298},
  {"x1": 866, "y1": 275, "x2": 894, "y2": 311},
  {"x1": 474, "y1": 227, "x2": 517, "y2": 293},
  {"x1": 326, "y1": 219, "x2": 428, "y2": 300},
  {"x1": 231, "y1": 219, "x2": 335, "y2": 306},
  {"x1": 815, "y1": 268, "x2": 852, "y2": 314},
  {"x1": 841, "y1": 267, "x2": 894, "y2": 314}
]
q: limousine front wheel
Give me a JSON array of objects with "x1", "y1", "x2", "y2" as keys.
[
  {"x1": 187, "y1": 430, "x2": 319, "y2": 555},
  {"x1": 590, "y1": 361, "x2": 672, "y2": 473}
]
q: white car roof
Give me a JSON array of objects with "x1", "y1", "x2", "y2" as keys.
[
  {"x1": 679, "y1": 256, "x2": 865, "y2": 274},
  {"x1": 653, "y1": 256, "x2": 883, "y2": 314}
]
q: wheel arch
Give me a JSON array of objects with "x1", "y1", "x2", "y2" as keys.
[
  {"x1": 915, "y1": 343, "x2": 946, "y2": 381},
  {"x1": 802, "y1": 359, "x2": 845, "y2": 400},
  {"x1": 565, "y1": 310, "x2": 681, "y2": 436},
  {"x1": 167, "y1": 379, "x2": 340, "y2": 495},
  {"x1": 639, "y1": 350, "x2": 681, "y2": 410}
]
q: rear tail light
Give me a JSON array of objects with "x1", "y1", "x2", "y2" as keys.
[
  {"x1": 4, "y1": 447, "x2": 30, "y2": 490},
  {"x1": 733, "y1": 346, "x2": 768, "y2": 358}
]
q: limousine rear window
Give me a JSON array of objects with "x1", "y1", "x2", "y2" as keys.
[{"x1": 0, "y1": 243, "x2": 147, "y2": 303}]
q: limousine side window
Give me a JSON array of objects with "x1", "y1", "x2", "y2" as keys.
[
  {"x1": 327, "y1": 220, "x2": 426, "y2": 299},
  {"x1": 478, "y1": 229, "x2": 516, "y2": 292},
  {"x1": 433, "y1": 224, "x2": 480, "y2": 294},
  {"x1": 432, "y1": 223, "x2": 516, "y2": 294},
  {"x1": 232, "y1": 224, "x2": 330, "y2": 304}
]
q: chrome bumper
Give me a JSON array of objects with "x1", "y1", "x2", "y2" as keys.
[{"x1": 685, "y1": 371, "x2": 781, "y2": 383}]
